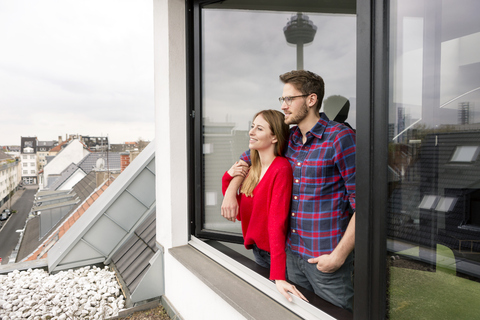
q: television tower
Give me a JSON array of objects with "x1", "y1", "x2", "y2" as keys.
[{"x1": 283, "y1": 13, "x2": 317, "y2": 70}]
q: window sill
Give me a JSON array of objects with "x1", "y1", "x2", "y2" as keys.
[{"x1": 169, "y1": 236, "x2": 352, "y2": 320}]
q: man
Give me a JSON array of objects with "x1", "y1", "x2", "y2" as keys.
[{"x1": 222, "y1": 70, "x2": 356, "y2": 311}]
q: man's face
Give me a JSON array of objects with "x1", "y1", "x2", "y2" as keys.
[{"x1": 280, "y1": 83, "x2": 309, "y2": 125}]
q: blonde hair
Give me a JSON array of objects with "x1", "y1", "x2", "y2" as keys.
[{"x1": 241, "y1": 110, "x2": 290, "y2": 197}]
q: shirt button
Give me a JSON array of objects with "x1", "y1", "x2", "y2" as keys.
[
  {"x1": 292, "y1": 229, "x2": 296, "y2": 233},
  {"x1": 295, "y1": 179, "x2": 299, "y2": 183},
  {"x1": 294, "y1": 196, "x2": 298, "y2": 200},
  {"x1": 297, "y1": 162, "x2": 301, "y2": 166},
  {"x1": 292, "y1": 212, "x2": 295, "y2": 216}
]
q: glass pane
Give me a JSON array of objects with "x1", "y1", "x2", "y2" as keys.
[
  {"x1": 388, "y1": 0, "x2": 480, "y2": 318},
  {"x1": 202, "y1": 2, "x2": 356, "y2": 233}
]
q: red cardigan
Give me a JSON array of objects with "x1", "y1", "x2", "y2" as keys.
[{"x1": 222, "y1": 156, "x2": 293, "y2": 280}]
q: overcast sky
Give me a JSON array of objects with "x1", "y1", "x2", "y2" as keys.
[{"x1": 0, "y1": 0, "x2": 154, "y2": 146}]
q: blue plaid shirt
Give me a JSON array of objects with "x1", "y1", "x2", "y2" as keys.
[{"x1": 241, "y1": 113, "x2": 356, "y2": 260}]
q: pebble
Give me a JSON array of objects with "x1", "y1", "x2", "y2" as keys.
[{"x1": 0, "y1": 266, "x2": 125, "y2": 319}]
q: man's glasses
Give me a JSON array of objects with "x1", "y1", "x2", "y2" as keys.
[{"x1": 278, "y1": 94, "x2": 310, "y2": 106}]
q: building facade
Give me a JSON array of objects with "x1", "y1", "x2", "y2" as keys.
[
  {"x1": 0, "y1": 151, "x2": 21, "y2": 208},
  {"x1": 20, "y1": 137, "x2": 38, "y2": 185},
  {"x1": 153, "y1": 0, "x2": 480, "y2": 319}
]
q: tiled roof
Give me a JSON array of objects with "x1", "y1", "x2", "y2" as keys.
[
  {"x1": 0, "y1": 150, "x2": 13, "y2": 161},
  {"x1": 49, "y1": 141, "x2": 68, "y2": 153},
  {"x1": 18, "y1": 173, "x2": 114, "y2": 262},
  {"x1": 76, "y1": 152, "x2": 121, "y2": 173}
]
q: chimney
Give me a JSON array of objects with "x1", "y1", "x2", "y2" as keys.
[
  {"x1": 58, "y1": 136, "x2": 63, "y2": 144},
  {"x1": 120, "y1": 151, "x2": 130, "y2": 172}
]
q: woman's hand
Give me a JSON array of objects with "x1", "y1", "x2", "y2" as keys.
[
  {"x1": 227, "y1": 160, "x2": 249, "y2": 178},
  {"x1": 275, "y1": 280, "x2": 308, "y2": 303}
]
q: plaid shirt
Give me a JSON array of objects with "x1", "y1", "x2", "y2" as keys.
[{"x1": 241, "y1": 113, "x2": 356, "y2": 260}]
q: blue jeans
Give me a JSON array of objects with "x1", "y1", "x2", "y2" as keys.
[
  {"x1": 286, "y1": 248, "x2": 354, "y2": 312},
  {"x1": 252, "y1": 244, "x2": 271, "y2": 268}
]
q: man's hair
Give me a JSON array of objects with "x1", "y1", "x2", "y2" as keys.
[{"x1": 279, "y1": 70, "x2": 325, "y2": 113}]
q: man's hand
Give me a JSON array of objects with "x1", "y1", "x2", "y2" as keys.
[
  {"x1": 227, "y1": 160, "x2": 249, "y2": 178},
  {"x1": 275, "y1": 280, "x2": 308, "y2": 302},
  {"x1": 308, "y1": 253, "x2": 344, "y2": 273}
]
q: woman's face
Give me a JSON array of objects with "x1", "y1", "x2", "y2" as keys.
[{"x1": 249, "y1": 114, "x2": 277, "y2": 152}]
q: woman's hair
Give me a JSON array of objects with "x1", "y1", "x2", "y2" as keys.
[{"x1": 241, "y1": 109, "x2": 290, "y2": 197}]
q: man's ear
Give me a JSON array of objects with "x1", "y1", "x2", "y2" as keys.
[{"x1": 307, "y1": 93, "x2": 318, "y2": 108}]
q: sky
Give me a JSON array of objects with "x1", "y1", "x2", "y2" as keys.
[
  {"x1": 0, "y1": 0, "x2": 154, "y2": 146},
  {"x1": 202, "y1": 9, "x2": 357, "y2": 132}
]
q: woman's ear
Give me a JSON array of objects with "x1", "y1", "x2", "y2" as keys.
[{"x1": 271, "y1": 135, "x2": 278, "y2": 144}]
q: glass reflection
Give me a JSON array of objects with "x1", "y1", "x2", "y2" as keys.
[
  {"x1": 201, "y1": 4, "x2": 356, "y2": 234},
  {"x1": 388, "y1": 0, "x2": 480, "y2": 318}
]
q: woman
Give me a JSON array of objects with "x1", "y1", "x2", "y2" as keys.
[{"x1": 222, "y1": 109, "x2": 307, "y2": 302}]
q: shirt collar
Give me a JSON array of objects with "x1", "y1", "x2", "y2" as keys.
[{"x1": 291, "y1": 113, "x2": 330, "y2": 144}]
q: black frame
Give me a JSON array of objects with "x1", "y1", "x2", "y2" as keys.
[
  {"x1": 187, "y1": 0, "x2": 392, "y2": 318},
  {"x1": 355, "y1": 0, "x2": 389, "y2": 319},
  {"x1": 187, "y1": 0, "x2": 245, "y2": 243}
]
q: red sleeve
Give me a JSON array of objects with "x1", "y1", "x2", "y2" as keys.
[
  {"x1": 267, "y1": 160, "x2": 293, "y2": 280},
  {"x1": 221, "y1": 171, "x2": 233, "y2": 196}
]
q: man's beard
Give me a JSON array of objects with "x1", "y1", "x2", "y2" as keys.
[{"x1": 285, "y1": 102, "x2": 309, "y2": 125}]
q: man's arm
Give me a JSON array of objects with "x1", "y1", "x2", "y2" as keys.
[{"x1": 308, "y1": 212, "x2": 355, "y2": 273}]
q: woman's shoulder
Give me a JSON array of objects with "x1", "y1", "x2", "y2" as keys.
[{"x1": 273, "y1": 156, "x2": 292, "y2": 170}]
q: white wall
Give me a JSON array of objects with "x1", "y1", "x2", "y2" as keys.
[
  {"x1": 42, "y1": 140, "x2": 90, "y2": 189},
  {"x1": 153, "y1": 1, "x2": 246, "y2": 319}
]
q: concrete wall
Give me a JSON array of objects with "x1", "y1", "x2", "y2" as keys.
[{"x1": 153, "y1": 0, "x2": 245, "y2": 319}]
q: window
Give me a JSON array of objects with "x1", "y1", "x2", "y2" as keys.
[
  {"x1": 30, "y1": 155, "x2": 35, "y2": 159},
  {"x1": 191, "y1": 0, "x2": 356, "y2": 317},
  {"x1": 451, "y1": 146, "x2": 480, "y2": 163},
  {"x1": 23, "y1": 170, "x2": 28, "y2": 174},
  {"x1": 387, "y1": 0, "x2": 480, "y2": 318},
  {"x1": 195, "y1": 0, "x2": 357, "y2": 240},
  {"x1": 23, "y1": 163, "x2": 28, "y2": 167},
  {"x1": 30, "y1": 170, "x2": 35, "y2": 174}
]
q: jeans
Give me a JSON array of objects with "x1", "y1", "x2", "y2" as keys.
[
  {"x1": 286, "y1": 248, "x2": 354, "y2": 312},
  {"x1": 252, "y1": 244, "x2": 271, "y2": 268}
]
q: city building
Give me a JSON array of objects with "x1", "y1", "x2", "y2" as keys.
[
  {"x1": 37, "y1": 140, "x2": 57, "y2": 171},
  {"x1": 2, "y1": 1, "x2": 480, "y2": 320},
  {"x1": 0, "y1": 150, "x2": 21, "y2": 208},
  {"x1": 20, "y1": 137, "x2": 38, "y2": 185}
]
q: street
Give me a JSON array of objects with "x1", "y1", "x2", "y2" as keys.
[{"x1": 0, "y1": 186, "x2": 36, "y2": 264}]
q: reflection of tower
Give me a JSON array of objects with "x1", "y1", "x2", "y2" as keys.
[
  {"x1": 458, "y1": 102, "x2": 470, "y2": 125},
  {"x1": 283, "y1": 13, "x2": 317, "y2": 70}
]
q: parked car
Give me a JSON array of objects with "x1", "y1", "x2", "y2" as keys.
[
  {"x1": 0, "y1": 212, "x2": 7, "y2": 221},
  {"x1": 3, "y1": 209, "x2": 11, "y2": 216}
]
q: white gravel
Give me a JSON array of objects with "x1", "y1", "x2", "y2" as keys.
[{"x1": 0, "y1": 266, "x2": 125, "y2": 320}]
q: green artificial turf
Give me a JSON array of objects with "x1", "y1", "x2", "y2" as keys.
[{"x1": 389, "y1": 245, "x2": 480, "y2": 319}]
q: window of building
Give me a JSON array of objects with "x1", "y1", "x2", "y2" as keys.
[
  {"x1": 30, "y1": 170, "x2": 35, "y2": 174},
  {"x1": 23, "y1": 163, "x2": 28, "y2": 167},
  {"x1": 191, "y1": 0, "x2": 356, "y2": 317},
  {"x1": 450, "y1": 146, "x2": 480, "y2": 163},
  {"x1": 387, "y1": 0, "x2": 480, "y2": 318},
  {"x1": 23, "y1": 170, "x2": 28, "y2": 174},
  {"x1": 30, "y1": 155, "x2": 35, "y2": 159}
]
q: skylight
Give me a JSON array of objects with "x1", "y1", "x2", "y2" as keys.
[{"x1": 450, "y1": 146, "x2": 480, "y2": 162}]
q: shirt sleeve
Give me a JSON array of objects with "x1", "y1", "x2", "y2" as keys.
[
  {"x1": 240, "y1": 150, "x2": 251, "y2": 166},
  {"x1": 333, "y1": 127, "x2": 356, "y2": 211},
  {"x1": 267, "y1": 161, "x2": 293, "y2": 280}
]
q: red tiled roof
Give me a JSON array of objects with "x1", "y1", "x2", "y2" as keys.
[{"x1": 24, "y1": 178, "x2": 115, "y2": 261}]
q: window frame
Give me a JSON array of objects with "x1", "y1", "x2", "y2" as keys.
[{"x1": 186, "y1": 0, "x2": 391, "y2": 318}]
